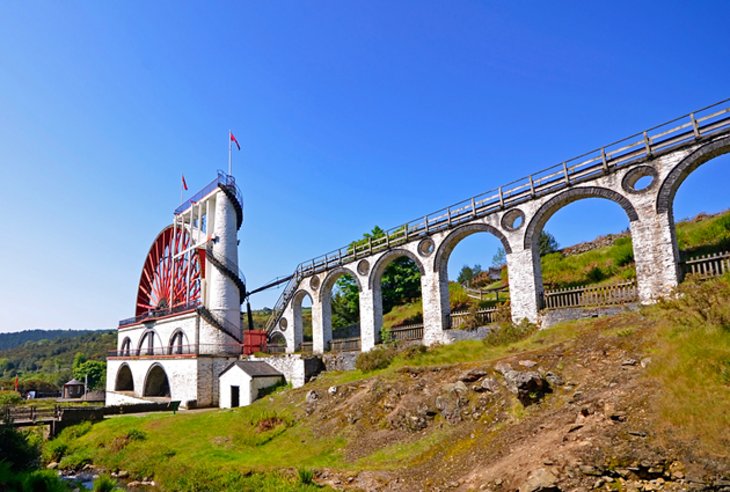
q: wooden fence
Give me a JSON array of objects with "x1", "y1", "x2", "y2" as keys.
[
  {"x1": 464, "y1": 286, "x2": 507, "y2": 302},
  {"x1": 390, "y1": 324, "x2": 424, "y2": 341},
  {"x1": 450, "y1": 307, "x2": 499, "y2": 328},
  {"x1": 330, "y1": 337, "x2": 361, "y2": 352},
  {"x1": 683, "y1": 250, "x2": 730, "y2": 278},
  {"x1": 543, "y1": 280, "x2": 638, "y2": 309}
]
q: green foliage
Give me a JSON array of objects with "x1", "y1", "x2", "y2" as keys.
[
  {"x1": 126, "y1": 428, "x2": 147, "y2": 441},
  {"x1": 492, "y1": 248, "x2": 507, "y2": 268},
  {"x1": 298, "y1": 468, "x2": 314, "y2": 485},
  {"x1": 657, "y1": 274, "x2": 730, "y2": 332},
  {"x1": 22, "y1": 469, "x2": 69, "y2": 492},
  {"x1": 0, "y1": 424, "x2": 40, "y2": 472},
  {"x1": 73, "y1": 360, "x2": 106, "y2": 390},
  {"x1": 482, "y1": 319, "x2": 538, "y2": 347},
  {"x1": 356, "y1": 346, "x2": 396, "y2": 372},
  {"x1": 538, "y1": 230, "x2": 559, "y2": 256},
  {"x1": 0, "y1": 390, "x2": 22, "y2": 405},
  {"x1": 0, "y1": 330, "x2": 115, "y2": 391},
  {"x1": 93, "y1": 473, "x2": 122, "y2": 492},
  {"x1": 332, "y1": 274, "x2": 360, "y2": 329},
  {"x1": 457, "y1": 264, "x2": 482, "y2": 285}
]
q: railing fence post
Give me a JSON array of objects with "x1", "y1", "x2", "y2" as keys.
[
  {"x1": 562, "y1": 162, "x2": 570, "y2": 185},
  {"x1": 601, "y1": 148, "x2": 609, "y2": 173},
  {"x1": 690, "y1": 112, "x2": 701, "y2": 138}
]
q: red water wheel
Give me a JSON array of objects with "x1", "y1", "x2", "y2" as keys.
[{"x1": 135, "y1": 225, "x2": 203, "y2": 317}]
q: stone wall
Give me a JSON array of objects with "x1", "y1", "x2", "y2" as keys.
[{"x1": 249, "y1": 354, "x2": 324, "y2": 388}]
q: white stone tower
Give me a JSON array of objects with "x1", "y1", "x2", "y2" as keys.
[{"x1": 106, "y1": 172, "x2": 246, "y2": 408}]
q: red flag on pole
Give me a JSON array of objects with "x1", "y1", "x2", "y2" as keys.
[
  {"x1": 181, "y1": 174, "x2": 189, "y2": 191},
  {"x1": 230, "y1": 132, "x2": 241, "y2": 151}
]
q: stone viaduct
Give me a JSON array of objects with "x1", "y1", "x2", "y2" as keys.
[{"x1": 266, "y1": 100, "x2": 730, "y2": 354}]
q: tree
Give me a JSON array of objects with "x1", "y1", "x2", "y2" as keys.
[
  {"x1": 334, "y1": 226, "x2": 422, "y2": 319},
  {"x1": 457, "y1": 264, "x2": 482, "y2": 285},
  {"x1": 539, "y1": 230, "x2": 559, "y2": 256},
  {"x1": 491, "y1": 248, "x2": 506, "y2": 268},
  {"x1": 73, "y1": 360, "x2": 106, "y2": 390}
]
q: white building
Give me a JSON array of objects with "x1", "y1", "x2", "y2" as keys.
[
  {"x1": 106, "y1": 172, "x2": 247, "y2": 408},
  {"x1": 218, "y1": 361, "x2": 284, "y2": 408}
]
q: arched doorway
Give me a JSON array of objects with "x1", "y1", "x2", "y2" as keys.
[
  {"x1": 321, "y1": 268, "x2": 361, "y2": 351},
  {"x1": 115, "y1": 364, "x2": 134, "y2": 392},
  {"x1": 143, "y1": 364, "x2": 170, "y2": 398}
]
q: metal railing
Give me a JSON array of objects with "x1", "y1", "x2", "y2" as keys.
[
  {"x1": 119, "y1": 301, "x2": 201, "y2": 327},
  {"x1": 108, "y1": 343, "x2": 243, "y2": 358},
  {"x1": 266, "y1": 98, "x2": 730, "y2": 331},
  {"x1": 542, "y1": 280, "x2": 638, "y2": 309},
  {"x1": 174, "y1": 171, "x2": 243, "y2": 217},
  {"x1": 683, "y1": 250, "x2": 730, "y2": 278},
  {"x1": 450, "y1": 307, "x2": 499, "y2": 328}
]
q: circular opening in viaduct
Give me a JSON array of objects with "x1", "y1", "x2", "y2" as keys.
[
  {"x1": 309, "y1": 276, "x2": 321, "y2": 291},
  {"x1": 279, "y1": 318, "x2": 288, "y2": 331},
  {"x1": 357, "y1": 259, "x2": 370, "y2": 276},
  {"x1": 501, "y1": 209, "x2": 525, "y2": 231},
  {"x1": 622, "y1": 165, "x2": 658, "y2": 194},
  {"x1": 417, "y1": 238, "x2": 435, "y2": 257}
]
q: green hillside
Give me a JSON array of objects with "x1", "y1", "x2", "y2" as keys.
[{"x1": 0, "y1": 330, "x2": 115, "y2": 391}]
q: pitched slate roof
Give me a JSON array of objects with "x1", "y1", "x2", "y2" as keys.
[{"x1": 220, "y1": 360, "x2": 284, "y2": 378}]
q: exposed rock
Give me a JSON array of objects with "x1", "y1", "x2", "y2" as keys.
[
  {"x1": 640, "y1": 357, "x2": 652, "y2": 368},
  {"x1": 117, "y1": 470, "x2": 130, "y2": 478},
  {"x1": 46, "y1": 461, "x2": 58, "y2": 469},
  {"x1": 435, "y1": 382, "x2": 469, "y2": 422},
  {"x1": 545, "y1": 372, "x2": 564, "y2": 386},
  {"x1": 622, "y1": 358, "x2": 638, "y2": 366},
  {"x1": 519, "y1": 467, "x2": 560, "y2": 492},
  {"x1": 306, "y1": 390, "x2": 319, "y2": 404},
  {"x1": 328, "y1": 386, "x2": 338, "y2": 396},
  {"x1": 498, "y1": 364, "x2": 552, "y2": 406},
  {"x1": 473, "y1": 377, "x2": 499, "y2": 393},
  {"x1": 519, "y1": 359, "x2": 538, "y2": 368},
  {"x1": 460, "y1": 368, "x2": 488, "y2": 383}
]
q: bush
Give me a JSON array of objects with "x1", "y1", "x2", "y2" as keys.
[
  {"x1": 657, "y1": 274, "x2": 730, "y2": 331},
  {"x1": 126, "y1": 429, "x2": 146, "y2": 441},
  {"x1": 22, "y1": 469, "x2": 69, "y2": 492},
  {"x1": 298, "y1": 468, "x2": 314, "y2": 485},
  {"x1": 0, "y1": 425, "x2": 40, "y2": 472},
  {"x1": 0, "y1": 391, "x2": 22, "y2": 406},
  {"x1": 356, "y1": 346, "x2": 396, "y2": 372},
  {"x1": 400, "y1": 344, "x2": 427, "y2": 360},
  {"x1": 483, "y1": 319, "x2": 538, "y2": 347},
  {"x1": 93, "y1": 473, "x2": 122, "y2": 492}
]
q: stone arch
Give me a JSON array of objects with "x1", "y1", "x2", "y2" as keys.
[
  {"x1": 523, "y1": 186, "x2": 639, "y2": 250},
  {"x1": 291, "y1": 288, "x2": 314, "y2": 346},
  {"x1": 168, "y1": 329, "x2": 189, "y2": 355},
  {"x1": 137, "y1": 329, "x2": 163, "y2": 356},
  {"x1": 433, "y1": 223, "x2": 513, "y2": 276},
  {"x1": 368, "y1": 248, "x2": 426, "y2": 290},
  {"x1": 268, "y1": 331, "x2": 286, "y2": 346},
  {"x1": 143, "y1": 363, "x2": 170, "y2": 397},
  {"x1": 656, "y1": 136, "x2": 730, "y2": 214},
  {"x1": 318, "y1": 267, "x2": 362, "y2": 302},
  {"x1": 120, "y1": 337, "x2": 132, "y2": 356},
  {"x1": 114, "y1": 364, "x2": 134, "y2": 392}
]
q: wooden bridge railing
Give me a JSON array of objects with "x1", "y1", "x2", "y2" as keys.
[
  {"x1": 543, "y1": 280, "x2": 638, "y2": 309},
  {"x1": 2, "y1": 405, "x2": 61, "y2": 424},
  {"x1": 683, "y1": 250, "x2": 730, "y2": 278}
]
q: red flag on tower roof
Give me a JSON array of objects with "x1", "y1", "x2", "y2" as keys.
[
  {"x1": 181, "y1": 174, "x2": 188, "y2": 191},
  {"x1": 230, "y1": 132, "x2": 241, "y2": 151}
]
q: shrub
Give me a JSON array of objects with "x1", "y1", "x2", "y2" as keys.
[
  {"x1": 356, "y1": 346, "x2": 396, "y2": 372},
  {"x1": 0, "y1": 391, "x2": 22, "y2": 406},
  {"x1": 657, "y1": 274, "x2": 730, "y2": 332},
  {"x1": 23, "y1": 469, "x2": 69, "y2": 492},
  {"x1": 483, "y1": 319, "x2": 537, "y2": 347},
  {"x1": 0, "y1": 425, "x2": 40, "y2": 472},
  {"x1": 400, "y1": 343, "x2": 427, "y2": 360},
  {"x1": 298, "y1": 468, "x2": 314, "y2": 485},
  {"x1": 93, "y1": 473, "x2": 122, "y2": 492},
  {"x1": 126, "y1": 429, "x2": 146, "y2": 441}
]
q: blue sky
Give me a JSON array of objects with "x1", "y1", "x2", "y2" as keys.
[{"x1": 1, "y1": 2, "x2": 729, "y2": 332}]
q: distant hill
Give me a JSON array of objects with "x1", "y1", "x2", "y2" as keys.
[
  {"x1": 0, "y1": 329, "x2": 116, "y2": 389},
  {"x1": 0, "y1": 329, "x2": 108, "y2": 351}
]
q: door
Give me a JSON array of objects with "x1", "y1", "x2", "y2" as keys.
[{"x1": 231, "y1": 385, "x2": 240, "y2": 407}]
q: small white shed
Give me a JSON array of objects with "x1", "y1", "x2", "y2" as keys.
[{"x1": 218, "y1": 361, "x2": 284, "y2": 408}]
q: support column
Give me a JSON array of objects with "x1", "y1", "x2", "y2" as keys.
[
  {"x1": 311, "y1": 298, "x2": 330, "y2": 354},
  {"x1": 359, "y1": 287, "x2": 380, "y2": 352},
  {"x1": 421, "y1": 271, "x2": 448, "y2": 345},
  {"x1": 629, "y1": 211, "x2": 679, "y2": 302},
  {"x1": 506, "y1": 248, "x2": 541, "y2": 324}
]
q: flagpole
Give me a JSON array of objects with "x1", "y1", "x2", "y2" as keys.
[
  {"x1": 180, "y1": 175, "x2": 183, "y2": 204},
  {"x1": 228, "y1": 129, "x2": 232, "y2": 177}
]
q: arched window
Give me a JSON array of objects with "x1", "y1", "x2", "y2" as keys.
[
  {"x1": 138, "y1": 331, "x2": 155, "y2": 356},
  {"x1": 120, "y1": 337, "x2": 131, "y2": 356},
  {"x1": 169, "y1": 330, "x2": 185, "y2": 354}
]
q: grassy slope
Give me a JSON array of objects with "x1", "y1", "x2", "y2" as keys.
[{"x1": 48, "y1": 276, "x2": 730, "y2": 490}]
